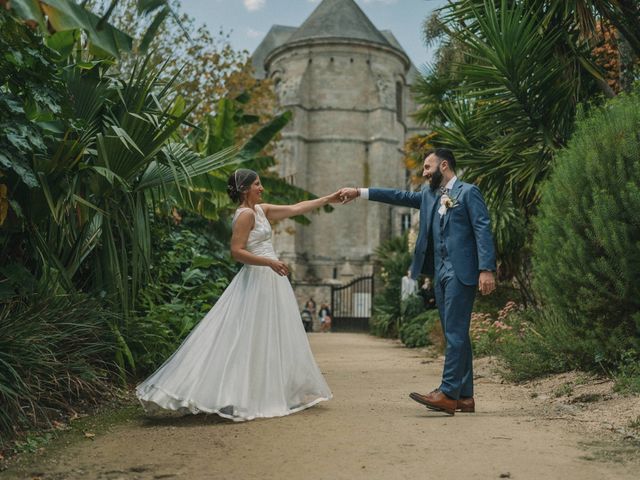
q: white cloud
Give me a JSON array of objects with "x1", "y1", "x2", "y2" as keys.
[
  {"x1": 247, "y1": 28, "x2": 263, "y2": 39},
  {"x1": 243, "y1": 0, "x2": 265, "y2": 11}
]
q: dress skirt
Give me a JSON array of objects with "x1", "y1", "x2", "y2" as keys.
[{"x1": 136, "y1": 264, "x2": 332, "y2": 422}]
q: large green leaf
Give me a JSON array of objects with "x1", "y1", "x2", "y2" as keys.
[
  {"x1": 45, "y1": 29, "x2": 79, "y2": 58},
  {"x1": 41, "y1": 0, "x2": 133, "y2": 57},
  {"x1": 236, "y1": 111, "x2": 292, "y2": 161},
  {"x1": 136, "y1": 0, "x2": 168, "y2": 14},
  {"x1": 137, "y1": 144, "x2": 240, "y2": 191},
  {"x1": 138, "y1": 5, "x2": 170, "y2": 53}
]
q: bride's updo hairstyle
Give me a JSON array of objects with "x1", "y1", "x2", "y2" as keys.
[{"x1": 227, "y1": 169, "x2": 258, "y2": 203}]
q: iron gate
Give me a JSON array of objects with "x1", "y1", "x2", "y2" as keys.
[{"x1": 330, "y1": 275, "x2": 374, "y2": 332}]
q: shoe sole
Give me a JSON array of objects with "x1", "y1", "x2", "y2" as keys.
[
  {"x1": 409, "y1": 392, "x2": 455, "y2": 415},
  {"x1": 426, "y1": 405, "x2": 475, "y2": 413}
]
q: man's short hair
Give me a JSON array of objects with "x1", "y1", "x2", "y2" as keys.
[{"x1": 433, "y1": 148, "x2": 456, "y2": 171}]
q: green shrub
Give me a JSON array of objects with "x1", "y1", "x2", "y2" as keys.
[
  {"x1": 532, "y1": 92, "x2": 640, "y2": 367},
  {"x1": 400, "y1": 309, "x2": 440, "y2": 348},
  {"x1": 369, "y1": 311, "x2": 395, "y2": 338},
  {"x1": 401, "y1": 294, "x2": 425, "y2": 319},
  {"x1": 0, "y1": 293, "x2": 116, "y2": 447},
  {"x1": 470, "y1": 312, "x2": 504, "y2": 357},
  {"x1": 614, "y1": 350, "x2": 640, "y2": 394},
  {"x1": 497, "y1": 308, "x2": 609, "y2": 382},
  {"x1": 370, "y1": 234, "x2": 412, "y2": 338}
]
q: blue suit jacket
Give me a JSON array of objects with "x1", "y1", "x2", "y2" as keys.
[{"x1": 369, "y1": 179, "x2": 496, "y2": 286}]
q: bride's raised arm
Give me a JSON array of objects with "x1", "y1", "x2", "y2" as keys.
[{"x1": 261, "y1": 191, "x2": 342, "y2": 222}]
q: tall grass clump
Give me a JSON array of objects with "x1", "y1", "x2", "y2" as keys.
[{"x1": 0, "y1": 293, "x2": 117, "y2": 446}]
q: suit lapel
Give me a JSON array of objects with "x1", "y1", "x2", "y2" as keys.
[{"x1": 442, "y1": 179, "x2": 462, "y2": 231}]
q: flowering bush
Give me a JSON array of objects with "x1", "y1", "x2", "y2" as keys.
[{"x1": 470, "y1": 301, "x2": 523, "y2": 356}]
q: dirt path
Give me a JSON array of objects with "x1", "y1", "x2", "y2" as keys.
[{"x1": 3, "y1": 333, "x2": 638, "y2": 479}]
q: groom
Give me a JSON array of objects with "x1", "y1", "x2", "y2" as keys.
[{"x1": 339, "y1": 148, "x2": 496, "y2": 415}]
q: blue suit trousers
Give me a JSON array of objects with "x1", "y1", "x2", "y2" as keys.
[{"x1": 434, "y1": 260, "x2": 476, "y2": 399}]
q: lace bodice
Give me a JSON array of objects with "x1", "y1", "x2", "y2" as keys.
[{"x1": 232, "y1": 205, "x2": 277, "y2": 260}]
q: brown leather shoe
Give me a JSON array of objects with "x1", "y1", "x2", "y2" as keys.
[
  {"x1": 409, "y1": 388, "x2": 439, "y2": 406},
  {"x1": 457, "y1": 396, "x2": 475, "y2": 413},
  {"x1": 409, "y1": 390, "x2": 456, "y2": 415}
]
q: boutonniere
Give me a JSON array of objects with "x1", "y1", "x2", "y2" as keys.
[{"x1": 438, "y1": 194, "x2": 459, "y2": 215}]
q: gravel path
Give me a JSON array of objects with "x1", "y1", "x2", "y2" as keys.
[{"x1": 3, "y1": 333, "x2": 637, "y2": 480}]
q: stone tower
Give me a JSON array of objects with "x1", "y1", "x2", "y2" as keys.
[{"x1": 252, "y1": 0, "x2": 421, "y2": 285}]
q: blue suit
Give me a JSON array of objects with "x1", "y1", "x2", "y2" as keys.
[{"x1": 369, "y1": 179, "x2": 496, "y2": 399}]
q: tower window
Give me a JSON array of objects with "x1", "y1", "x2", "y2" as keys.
[{"x1": 396, "y1": 81, "x2": 403, "y2": 122}]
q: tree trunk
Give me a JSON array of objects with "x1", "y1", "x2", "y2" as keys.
[{"x1": 615, "y1": 31, "x2": 636, "y2": 93}]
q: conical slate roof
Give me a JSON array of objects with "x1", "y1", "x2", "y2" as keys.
[
  {"x1": 252, "y1": 0, "x2": 411, "y2": 77},
  {"x1": 252, "y1": 25, "x2": 297, "y2": 78},
  {"x1": 285, "y1": 0, "x2": 391, "y2": 47}
]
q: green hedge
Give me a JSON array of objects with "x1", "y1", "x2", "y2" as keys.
[{"x1": 531, "y1": 92, "x2": 640, "y2": 368}]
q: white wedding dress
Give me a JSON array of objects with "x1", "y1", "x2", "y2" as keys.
[{"x1": 136, "y1": 205, "x2": 332, "y2": 421}]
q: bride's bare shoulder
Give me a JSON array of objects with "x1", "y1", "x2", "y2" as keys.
[{"x1": 232, "y1": 208, "x2": 255, "y2": 227}]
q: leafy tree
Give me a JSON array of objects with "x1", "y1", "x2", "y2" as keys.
[
  {"x1": 95, "y1": 0, "x2": 277, "y2": 131},
  {"x1": 428, "y1": 0, "x2": 599, "y2": 213},
  {"x1": 417, "y1": 0, "x2": 639, "y2": 214}
]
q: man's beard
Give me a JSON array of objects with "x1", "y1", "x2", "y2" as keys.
[{"x1": 429, "y1": 168, "x2": 443, "y2": 191}]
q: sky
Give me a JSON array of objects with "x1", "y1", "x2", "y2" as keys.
[{"x1": 179, "y1": 0, "x2": 448, "y2": 69}]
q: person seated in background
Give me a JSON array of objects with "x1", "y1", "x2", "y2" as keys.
[
  {"x1": 420, "y1": 277, "x2": 436, "y2": 310},
  {"x1": 319, "y1": 303, "x2": 332, "y2": 333}
]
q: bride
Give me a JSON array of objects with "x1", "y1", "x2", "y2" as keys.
[{"x1": 136, "y1": 169, "x2": 340, "y2": 421}]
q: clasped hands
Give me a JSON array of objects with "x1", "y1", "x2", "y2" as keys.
[
  {"x1": 336, "y1": 187, "x2": 359, "y2": 204},
  {"x1": 321, "y1": 188, "x2": 360, "y2": 205}
]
